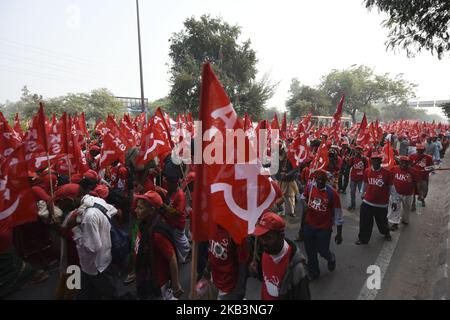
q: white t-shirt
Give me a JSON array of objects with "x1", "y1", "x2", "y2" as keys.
[{"x1": 72, "y1": 196, "x2": 117, "y2": 275}]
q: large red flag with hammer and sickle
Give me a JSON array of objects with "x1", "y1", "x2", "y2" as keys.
[{"x1": 192, "y1": 63, "x2": 276, "y2": 244}]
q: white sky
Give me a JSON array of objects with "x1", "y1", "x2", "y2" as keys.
[{"x1": 0, "y1": 0, "x2": 449, "y2": 117}]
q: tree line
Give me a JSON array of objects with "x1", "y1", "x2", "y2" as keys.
[{"x1": 1, "y1": 14, "x2": 448, "y2": 124}]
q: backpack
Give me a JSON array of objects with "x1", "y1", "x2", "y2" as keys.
[{"x1": 92, "y1": 202, "x2": 131, "y2": 266}]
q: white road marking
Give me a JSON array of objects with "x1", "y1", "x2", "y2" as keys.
[{"x1": 357, "y1": 229, "x2": 402, "y2": 300}]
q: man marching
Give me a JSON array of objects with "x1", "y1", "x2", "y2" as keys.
[
  {"x1": 356, "y1": 153, "x2": 393, "y2": 245},
  {"x1": 388, "y1": 156, "x2": 416, "y2": 231},
  {"x1": 410, "y1": 144, "x2": 434, "y2": 209},
  {"x1": 300, "y1": 170, "x2": 343, "y2": 280}
]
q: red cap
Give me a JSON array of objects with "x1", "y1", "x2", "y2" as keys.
[
  {"x1": 118, "y1": 167, "x2": 128, "y2": 179},
  {"x1": 314, "y1": 169, "x2": 328, "y2": 179},
  {"x1": 53, "y1": 183, "x2": 80, "y2": 201},
  {"x1": 83, "y1": 169, "x2": 99, "y2": 182},
  {"x1": 135, "y1": 191, "x2": 163, "y2": 209},
  {"x1": 416, "y1": 144, "x2": 425, "y2": 150},
  {"x1": 71, "y1": 173, "x2": 84, "y2": 184},
  {"x1": 40, "y1": 174, "x2": 57, "y2": 191},
  {"x1": 89, "y1": 184, "x2": 109, "y2": 199},
  {"x1": 182, "y1": 171, "x2": 196, "y2": 189},
  {"x1": 90, "y1": 145, "x2": 101, "y2": 152},
  {"x1": 399, "y1": 156, "x2": 410, "y2": 162},
  {"x1": 370, "y1": 152, "x2": 383, "y2": 159},
  {"x1": 154, "y1": 186, "x2": 168, "y2": 199},
  {"x1": 252, "y1": 212, "x2": 286, "y2": 236},
  {"x1": 32, "y1": 186, "x2": 51, "y2": 202}
]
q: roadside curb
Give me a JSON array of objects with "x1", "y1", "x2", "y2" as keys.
[{"x1": 433, "y1": 193, "x2": 450, "y2": 300}]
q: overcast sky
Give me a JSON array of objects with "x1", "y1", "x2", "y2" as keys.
[{"x1": 1, "y1": 0, "x2": 449, "y2": 117}]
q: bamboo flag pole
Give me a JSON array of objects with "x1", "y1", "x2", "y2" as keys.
[
  {"x1": 189, "y1": 241, "x2": 198, "y2": 300},
  {"x1": 66, "y1": 154, "x2": 72, "y2": 183},
  {"x1": 46, "y1": 152, "x2": 55, "y2": 222}
]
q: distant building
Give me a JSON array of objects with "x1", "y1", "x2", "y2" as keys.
[
  {"x1": 115, "y1": 96, "x2": 148, "y2": 114},
  {"x1": 407, "y1": 100, "x2": 450, "y2": 108}
]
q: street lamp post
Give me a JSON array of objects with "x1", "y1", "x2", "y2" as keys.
[{"x1": 136, "y1": 0, "x2": 145, "y2": 114}]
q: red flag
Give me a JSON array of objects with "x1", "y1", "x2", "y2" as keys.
[
  {"x1": 79, "y1": 112, "x2": 90, "y2": 139},
  {"x1": 153, "y1": 107, "x2": 174, "y2": 149},
  {"x1": 13, "y1": 113, "x2": 24, "y2": 139},
  {"x1": 120, "y1": 117, "x2": 137, "y2": 148},
  {"x1": 311, "y1": 141, "x2": 329, "y2": 171},
  {"x1": 47, "y1": 113, "x2": 68, "y2": 157},
  {"x1": 243, "y1": 113, "x2": 253, "y2": 131},
  {"x1": 192, "y1": 63, "x2": 276, "y2": 244},
  {"x1": 356, "y1": 113, "x2": 368, "y2": 145},
  {"x1": 280, "y1": 112, "x2": 287, "y2": 140},
  {"x1": 0, "y1": 145, "x2": 38, "y2": 227},
  {"x1": 381, "y1": 140, "x2": 395, "y2": 170},
  {"x1": 287, "y1": 127, "x2": 309, "y2": 168},
  {"x1": 0, "y1": 112, "x2": 22, "y2": 159},
  {"x1": 69, "y1": 115, "x2": 89, "y2": 174},
  {"x1": 99, "y1": 116, "x2": 127, "y2": 170},
  {"x1": 330, "y1": 95, "x2": 345, "y2": 142},
  {"x1": 271, "y1": 113, "x2": 280, "y2": 131},
  {"x1": 302, "y1": 113, "x2": 313, "y2": 133},
  {"x1": 24, "y1": 103, "x2": 52, "y2": 171},
  {"x1": 136, "y1": 117, "x2": 172, "y2": 165},
  {"x1": 94, "y1": 118, "x2": 106, "y2": 134}
]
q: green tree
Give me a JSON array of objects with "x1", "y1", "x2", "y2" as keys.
[
  {"x1": 382, "y1": 102, "x2": 446, "y2": 122},
  {"x1": 150, "y1": 96, "x2": 171, "y2": 115},
  {"x1": 3, "y1": 86, "x2": 124, "y2": 122},
  {"x1": 320, "y1": 65, "x2": 416, "y2": 122},
  {"x1": 85, "y1": 88, "x2": 124, "y2": 121},
  {"x1": 441, "y1": 101, "x2": 450, "y2": 120},
  {"x1": 285, "y1": 79, "x2": 333, "y2": 120},
  {"x1": 3, "y1": 86, "x2": 43, "y2": 120},
  {"x1": 263, "y1": 107, "x2": 280, "y2": 122},
  {"x1": 168, "y1": 15, "x2": 276, "y2": 119},
  {"x1": 364, "y1": 0, "x2": 450, "y2": 58}
]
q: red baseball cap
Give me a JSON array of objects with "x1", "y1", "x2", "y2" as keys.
[
  {"x1": 416, "y1": 144, "x2": 425, "y2": 150},
  {"x1": 89, "y1": 184, "x2": 109, "y2": 199},
  {"x1": 118, "y1": 167, "x2": 128, "y2": 179},
  {"x1": 252, "y1": 212, "x2": 286, "y2": 236},
  {"x1": 370, "y1": 152, "x2": 383, "y2": 159},
  {"x1": 399, "y1": 156, "x2": 410, "y2": 162},
  {"x1": 314, "y1": 169, "x2": 328, "y2": 179},
  {"x1": 53, "y1": 183, "x2": 81, "y2": 201},
  {"x1": 32, "y1": 186, "x2": 51, "y2": 202},
  {"x1": 135, "y1": 191, "x2": 163, "y2": 209},
  {"x1": 83, "y1": 169, "x2": 99, "y2": 182},
  {"x1": 71, "y1": 173, "x2": 84, "y2": 184}
]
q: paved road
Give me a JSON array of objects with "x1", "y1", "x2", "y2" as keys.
[{"x1": 6, "y1": 155, "x2": 450, "y2": 300}]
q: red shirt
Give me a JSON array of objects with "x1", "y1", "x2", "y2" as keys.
[
  {"x1": 261, "y1": 244, "x2": 292, "y2": 300},
  {"x1": 164, "y1": 189, "x2": 186, "y2": 230},
  {"x1": 391, "y1": 166, "x2": 416, "y2": 196},
  {"x1": 363, "y1": 168, "x2": 393, "y2": 206},
  {"x1": 134, "y1": 230, "x2": 176, "y2": 287},
  {"x1": 349, "y1": 156, "x2": 368, "y2": 182},
  {"x1": 270, "y1": 180, "x2": 283, "y2": 204},
  {"x1": 153, "y1": 232, "x2": 176, "y2": 287},
  {"x1": 409, "y1": 154, "x2": 433, "y2": 181},
  {"x1": 303, "y1": 184, "x2": 342, "y2": 230},
  {"x1": 208, "y1": 227, "x2": 248, "y2": 293},
  {"x1": 300, "y1": 167, "x2": 311, "y2": 185}
]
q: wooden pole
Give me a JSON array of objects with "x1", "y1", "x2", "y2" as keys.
[
  {"x1": 46, "y1": 152, "x2": 55, "y2": 221},
  {"x1": 66, "y1": 154, "x2": 72, "y2": 183},
  {"x1": 189, "y1": 241, "x2": 198, "y2": 300}
]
